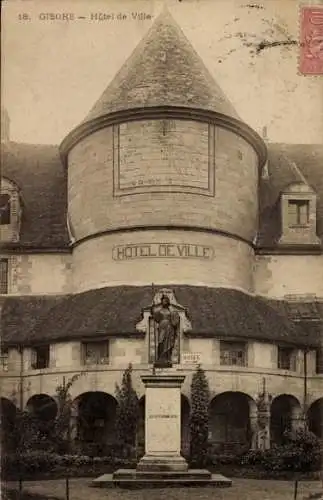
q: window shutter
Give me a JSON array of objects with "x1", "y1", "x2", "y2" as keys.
[
  {"x1": 299, "y1": 202, "x2": 309, "y2": 225},
  {"x1": 0, "y1": 259, "x2": 8, "y2": 294},
  {"x1": 288, "y1": 201, "x2": 298, "y2": 226},
  {"x1": 0, "y1": 194, "x2": 11, "y2": 224},
  {"x1": 31, "y1": 349, "x2": 37, "y2": 368}
]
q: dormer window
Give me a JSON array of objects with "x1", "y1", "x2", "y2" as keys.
[
  {"x1": 278, "y1": 182, "x2": 320, "y2": 247},
  {"x1": 0, "y1": 194, "x2": 11, "y2": 225},
  {"x1": 288, "y1": 199, "x2": 309, "y2": 227}
]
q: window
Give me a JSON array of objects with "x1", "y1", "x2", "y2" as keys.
[
  {"x1": 0, "y1": 259, "x2": 8, "y2": 294},
  {"x1": 220, "y1": 341, "x2": 247, "y2": 367},
  {"x1": 0, "y1": 194, "x2": 11, "y2": 225},
  {"x1": 288, "y1": 200, "x2": 309, "y2": 226},
  {"x1": 31, "y1": 345, "x2": 50, "y2": 369},
  {"x1": 278, "y1": 346, "x2": 296, "y2": 371},
  {"x1": 82, "y1": 341, "x2": 109, "y2": 365},
  {"x1": 0, "y1": 347, "x2": 9, "y2": 371}
]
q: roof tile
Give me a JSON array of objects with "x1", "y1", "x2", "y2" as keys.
[
  {"x1": 83, "y1": 10, "x2": 240, "y2": 123},
  {"x1": 1, "y1": 286, "x2": 320, "y2": 347}
]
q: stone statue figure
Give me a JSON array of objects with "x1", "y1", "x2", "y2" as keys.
[{"x1": 151, "y1": 294, "x2": 180, "y2": 365}]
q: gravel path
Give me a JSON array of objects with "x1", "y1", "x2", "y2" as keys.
[{"x1": 2, "y1": 477, "x2": 322, "y2": 500}]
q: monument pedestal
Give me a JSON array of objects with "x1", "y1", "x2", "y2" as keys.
[
  {"x1": 136, "y1": 373, "x2": 188, "y2": 472},
  {"x1": 92, "y1": 371, "x2": 232, "y2": 488}
]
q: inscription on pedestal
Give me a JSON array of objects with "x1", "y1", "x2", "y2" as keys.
[
  {"x1": 145, "y1": 386, "x2": 181, "y2": 455},
  {"x1": 148, "y1": 414, "x2": 177, "y2": 419}
]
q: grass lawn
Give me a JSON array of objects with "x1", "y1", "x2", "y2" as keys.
[{"x1": 2, "y1": 478, "x2": 323, "y2": 500}]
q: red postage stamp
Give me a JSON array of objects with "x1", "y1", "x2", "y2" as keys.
[{"x1": 299, "y1": 5, "x2": 323, "y2": 75}]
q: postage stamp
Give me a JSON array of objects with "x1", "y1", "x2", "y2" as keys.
[{"x1": 299, "y1": 5, "x2": 323, "y2": 75}]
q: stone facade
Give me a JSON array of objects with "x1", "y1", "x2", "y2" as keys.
[
  {"x1": 1, "y1": 10, "x2": 322, "y2": 454},
  {"x1": 254, "y1": 254, "x2": 323, "y2": 298}
]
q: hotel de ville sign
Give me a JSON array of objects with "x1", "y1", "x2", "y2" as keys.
[{"x1": 112, "y1": 243, "x2": 214, "y2": 261}]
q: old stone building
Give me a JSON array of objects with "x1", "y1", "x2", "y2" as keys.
[{"x1": 1, "y1": 11, "x2": 322, "y2": 455}]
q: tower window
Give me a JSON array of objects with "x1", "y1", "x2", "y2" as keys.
[
  {"x1": 0, "y1": 194, "x2": 11, "y2": 225},
  {"x1": 0, "y1": 259, "x2": 8, "y2": 294},
  {"x1": 288, "y1": 200, "x2": 309, "y2": 227}
]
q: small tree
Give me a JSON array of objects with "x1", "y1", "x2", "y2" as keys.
[
  {"x1": 189, "y1": 364, "x2": 210, "y2": 467},
  {"x1": 12, "y1": 410, "x2": 44, "y2": 454},
  {"x1": 115, "y1": 364, "x2": 139, "y2": 457},
  {"x1": 51, "y1": 373, "x2": 83, "y2": 454}
]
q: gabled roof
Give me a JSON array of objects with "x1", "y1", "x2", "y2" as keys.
[
  {"x1": 82, "y1": 10, "x2": 240, "y2": 123},
  {"x1": 1, "y1": 142, "x2": 69, "y2": 249},
  {"x1": 1, "y1": 286, "x2": 321, "y2": 347}
]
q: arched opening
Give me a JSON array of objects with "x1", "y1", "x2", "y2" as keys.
[
  {"x1": 75, "y1": 391, "x2": 117, "y2": 456},
  {"x1": 26, "y1": 394, "x2": 57, "y2": 421},
  {"x1": 181, "y1": 394, "x2": 190, "y2": 458},
  {"x1": 0, "y1": 398, "x2": 17, "y2": 452},
  {"x1": 209, "y1": 392, "x2": 254, "y2": 453},
  {"x1": 25, "y1": 394, "x2": 58, "y2": 449},
  {"x1": 270, "y1": 394, "x2": 302, "y2": 445},
  {"x1": 308, "y1": 398, "x2": 323, "y2": 439}
]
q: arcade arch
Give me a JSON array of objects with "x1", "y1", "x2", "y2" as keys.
[
  {"x1": 209, "y1": 391, "x2": 256, "y2": 452},
  {"x1": 270, "y1": 394, "x2": 302, "y2": 445},
  {"x1": 73, "y1": 391, "x2": 117, "y2": 455},
  {"x1": 308, "y1": 398, "x2": 323, "y2": 439}
]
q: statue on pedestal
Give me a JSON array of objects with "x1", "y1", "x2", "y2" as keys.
[{"x1": 151, "y1": 294, "x2": 180, "y2": 366}]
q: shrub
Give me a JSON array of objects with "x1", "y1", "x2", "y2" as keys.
[
  {"x1": 1, "y1": 451, "x2": 137, "y2": 480},
  {"x1": 2, "y1": 451, "x2": 59, "y2": 476},
  {"x1": 240, "y1": 430, "x2": 322, "y2": 473},
  {"x1": 115, "y1": 364, "x2": 139, "y2": 456},
  {"x1": 189, "y1": 365, "x2": 210, "y2": 467}
]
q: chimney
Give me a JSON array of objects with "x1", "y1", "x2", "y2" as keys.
[{"x1": 1, "y1": 108, "x2": 10, "y2": 143}]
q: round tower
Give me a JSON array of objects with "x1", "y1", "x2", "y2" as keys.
[{"x1": 60, "y1": 11, "x2": 267, "y2": 294}]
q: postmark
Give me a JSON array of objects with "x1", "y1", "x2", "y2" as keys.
[{"x1": 299, "y1": 5, "x2": 323, "y2": 75}]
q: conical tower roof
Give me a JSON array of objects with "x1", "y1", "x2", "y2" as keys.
[{"x1": 83, "y1": 9, "x2": 240, "y2": 123}]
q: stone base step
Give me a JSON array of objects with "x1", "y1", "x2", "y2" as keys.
[
  {"x1": 92, "y1": 471, "x2": 232, "y2": 489},
  {"x1": 113, "y1": 468, "x2": 211, "y2": 480}
]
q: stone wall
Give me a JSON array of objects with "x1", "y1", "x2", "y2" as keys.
[
  {"x1": 1, "y1": 339, "x2": 321, "y2": 408},
  {"x1": 254, "y1": 254, "x2": 323, "y2": 299},
  {"x1": 0, "y1": 253, "x2": 72, "y2": 295},
  {"x1": 67, "y1": 121, "x2": 259, "y2": 244},
  {"x1": 71, "y1": 229, "x2": 254, "y2": 292}
]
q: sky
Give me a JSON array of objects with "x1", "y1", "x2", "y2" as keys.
[{"x1": 1, "y1": 0, "x2": 323, "y2": 145}]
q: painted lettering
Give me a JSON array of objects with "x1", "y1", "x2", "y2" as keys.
[
  {"x1": 112, "y1": 243, "x2": 213, "y2": 261},
  {"x1": 158, "y1": 244, "x2": 167, "y2": 257}
]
